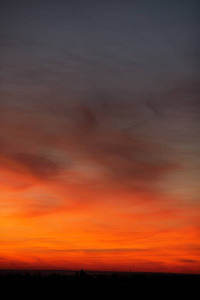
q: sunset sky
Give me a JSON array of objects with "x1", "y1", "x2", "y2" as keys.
[{"x1": 0, "y1": 0, "x2": 199, "y2": 273}]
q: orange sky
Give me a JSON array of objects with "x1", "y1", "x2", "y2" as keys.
[
  {"x1": 0, "y1": 133, "x2": 199, "y2": 273},
  {"x1": 0, "y1": 0, "x2": 200, "y2": 274}
]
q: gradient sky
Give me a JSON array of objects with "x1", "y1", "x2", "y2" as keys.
[{"x1": 0, "y1": 0, "x2": 200, "y2": 273}]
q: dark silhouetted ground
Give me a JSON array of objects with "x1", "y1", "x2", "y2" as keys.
[{"x1": 0, "y1": 270, "x2": 199, "y2": 299}]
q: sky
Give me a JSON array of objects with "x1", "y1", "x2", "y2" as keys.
[{"x1": 0, "y1": 0, "x2": 200, "y2": 273}]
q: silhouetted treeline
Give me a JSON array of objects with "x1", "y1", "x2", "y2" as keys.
[{"x1": 0, "y1": 271, "x2": 199, "y2": 300}]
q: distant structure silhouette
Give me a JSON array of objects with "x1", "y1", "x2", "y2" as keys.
[{"x1": 80, "y1": 269, "x2": 86, "y2": 279}]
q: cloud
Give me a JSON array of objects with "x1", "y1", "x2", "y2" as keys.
[
  {"x1": 45, "y1": 247, "x2": 150, "y2": 254},
  {"x1": 0, "y1": 89, "x2": 178, "y2": 198},
  {"x1": 74, "y1": 103, "x2": 98, "y2": 133},
  {"x1": 178, "y1": 259, "x2": 199, "y2": 264},
  {"x1": 0, "y1": 150, "x2": 62, "y2": 180},
  {"x1": 70, "y1": 127, "x2": 177, "y2": 192}
]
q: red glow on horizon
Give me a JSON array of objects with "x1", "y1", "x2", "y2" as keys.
[{"x1": 0, "y1": 166, "x2": 199, "y2": 274}]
